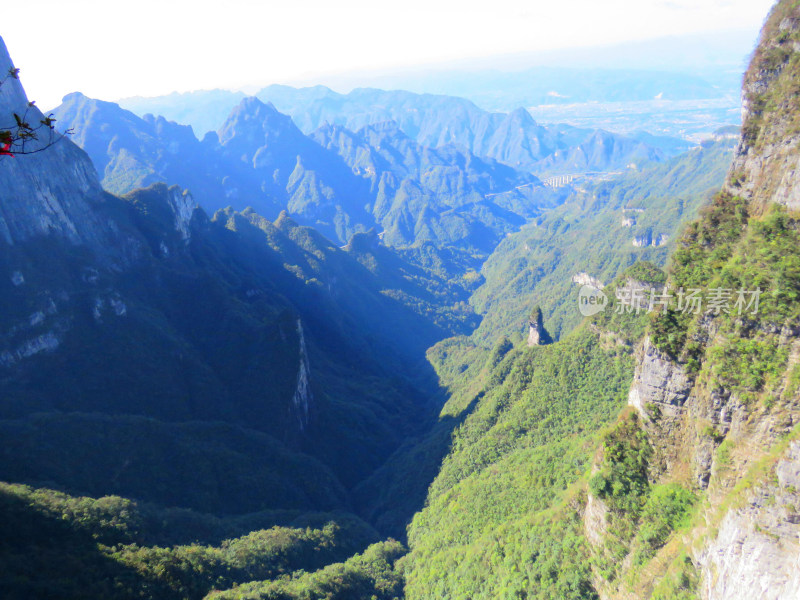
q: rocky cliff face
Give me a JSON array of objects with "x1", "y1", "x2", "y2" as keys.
[
  {"x1": 526, "y1": 306, "x2": 552, "y2": 347},
  {"x1": 585, "y1": 3, "x2": 800, "y2": 598},
  {"x1": 698, "y1": 441, "x2": 800, "y2": 600},
  {"x1": 0, "y1": 37, "x2": 140, "y2": 265},
  {"x1": 727, "y1": 3, "x2": 800, "y2": 211},
  {"x1": 290, "y1": 318, "x2": 312, "y2": 432}
]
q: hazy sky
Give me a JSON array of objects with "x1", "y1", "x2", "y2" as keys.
[{"x1": 3, "y1": 0, "x2": 776, "y2": 108}]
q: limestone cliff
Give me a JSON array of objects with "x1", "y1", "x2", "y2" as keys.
[
  {"x1": 728, "y1": 2, "x2": 800, "y2": 211},
  {"x1": 0, "y1": 37, "x2": 139, "y2": 264},
  {"x1": 697, "y1": 441, "x2": 800, "y2": 600},
  {"x1": 526, "y1": 305, "x2": 552, "y2": 347},
  {"x1": 290, "y1": 318, "x2": 312, "y2": 432},
  {"x1": 585, "y1": 3, "x2": 800, "y2": 598}
]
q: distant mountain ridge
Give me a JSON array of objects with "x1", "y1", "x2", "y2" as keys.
[
  {"x1": 116, "y1": 85, "x2": 690, "y2": 174},
  {"x1": 53, "y1": 93, "x2": 557, "y2": 251},
  {"x1": 257, "y1": 85, "x2": 685, "y2": 173},
  {"x1": 115, "y1": 88, "x2": 247, "y2": 140}
]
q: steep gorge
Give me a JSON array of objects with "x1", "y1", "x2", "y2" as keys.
[{"x1": 2, "y1": 1, "x2": 800, "y2": 597}]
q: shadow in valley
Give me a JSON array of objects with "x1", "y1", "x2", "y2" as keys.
[{"x1": 352, "y1": 390, "x2": 485, "y2": 541}]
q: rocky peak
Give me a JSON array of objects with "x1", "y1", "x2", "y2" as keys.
[
  {"x1": 358, "y1": 120, "x2": 412, "y2": 155},
  {"x1": 53, "y1": 92, "x2": 199, "y2": 173},
  {"x1": 122, "y1": 183, "x2": 199, "y2": 249},
  {"x1": 0, "y1": 36, "x2": 136, "y2": 264},
  {"x1": 0, "y1": 38, "x2": 27, "y2": 113},
  {"x1": 527, "y1": 305, "x2": 552, "y2": 347},
  {"x1": 218, "y1": 97, "x2": 299, "y2": 144},
  {"x1": 216, "y1": 96, "x2": 317, "y2": 177},
  {"x1": 165, "y1": 185, "x2": 196, "y2": 241},
  {"x1": 273, "y1": 209, "x2": 299, "y2": 232},
  {"x1": 309, "y1": 121, "x2": 350, "y2": 143},
  {"x1": 344, "y1": 228, "x2": 380, "y2": 254},
  {"x1": 507, "y1": 107, "x2": 537, "y2": 127},
  {"x1": 143, "y1": 112, "x2": 198, "y2": 146},
  {"x1": 361, "y1": 120, "x2": 406, "y2": 138}
]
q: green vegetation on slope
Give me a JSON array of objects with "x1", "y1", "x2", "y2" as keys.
[
  {"x1": 588, "y1": 413, "x2": 697, "y2": 581},
  {"x1": 402, "y1": 313, "x2": 638, "y2": 599},
  {"x1": 471, "y1": 139, "x2": 733, "y2": 342},
  {"x1": 741, "y1": 0, "x2": 800, "y2": 152},
  {"x1": 0, "y1": 482, "x2": 386, "y2": 600},
  {"x1": 651, "y1": 195, "x2": 800, "y2": 402},
  {"x1": 206, "y1": 541, "x2": 405, "y2": 600}
]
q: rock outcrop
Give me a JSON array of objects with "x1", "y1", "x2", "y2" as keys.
[
  {"x1": 527, "y1": 305, "x2": 552, "y2": 347},
  {"x1": 727, "y1": 4, "x2": 800, "y2": 211},
  {"x1": 627, "y1": 336, "x2": 692, "y2": 419},
  {"x1": 0, "y1": 37, "x2": 139, "y2": 265},
  {"x1": 572, "y1": 271, "x2": 604, "y2": 289},
  {"x1": 290, "y1": 318, "x2": 312, "y2": 432},
  {"x1": 698, "y1": 441, "x2": 800, "y2": 600},
  {"x1": 632, "y1": 230, "x2": 668, "y2": 247}
]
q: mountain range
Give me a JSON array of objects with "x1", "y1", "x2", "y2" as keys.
[
  {"x1": 3, "y1": 2, "x2": 800, "y2": 598},
  {"x1": 54, "y1": 93, "x2": 560, "y2": 252},
  {"x1": 117, "y1": 85, "x2": 690, "y2": 172},
  {"x1": 271, "y1": 29, "x2": 754, "y2": 110}
]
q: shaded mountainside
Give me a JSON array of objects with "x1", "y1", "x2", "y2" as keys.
[
  {"x1": 0, "y1": 178, "x2": 458, "y2": 494},
  {"x1": 0, "y1": 36, "x2": 481, "y2": 522},
  {"x1": 2, "y1": 36, "x2": 422, "y2": 600},
  {"x1": 0, "y1": 480, "x2": 399, "y2": 600}
]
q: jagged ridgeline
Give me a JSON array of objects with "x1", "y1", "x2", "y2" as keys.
[
  {"x1": 53, "y1": 93, "x2": 560, "y2": 254},
  {"x1": 118, "y1": 85, "x2": 688, "y2": 173}
]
